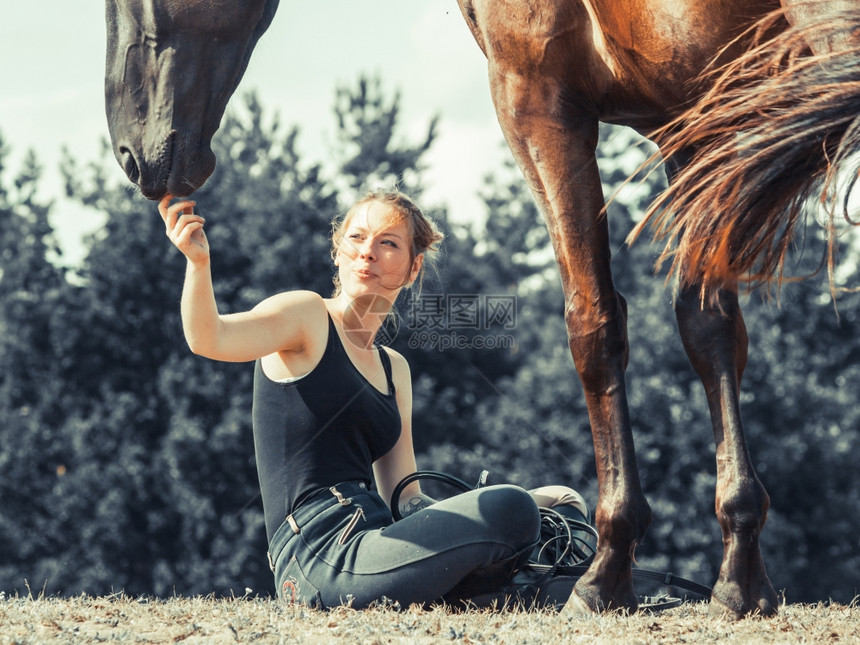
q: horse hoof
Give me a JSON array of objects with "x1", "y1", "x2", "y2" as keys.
[
  {"x1": 561, "y1": 589, "x2": 596, "y2": 616},
  {"x1": 708, "y1": 593, "x2": 779, "y2": 620},
  {"x1": 561, "y1": 585, "x2": 640, "y2": 615}
]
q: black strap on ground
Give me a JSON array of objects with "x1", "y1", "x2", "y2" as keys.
[{"x1": 531, "y1": 563, "x2": 712, "y2": 598}]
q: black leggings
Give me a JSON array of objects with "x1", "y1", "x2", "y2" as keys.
[{"x1": 268, "y1": 481, "x2": 541, "y2": 609}]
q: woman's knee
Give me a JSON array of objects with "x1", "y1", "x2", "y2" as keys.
[
  {"x1": 477, "y1": 484, "x2": 540, "y2": 546},
  {"x1": 528, "y1": 485, "x2": 589, "y2": 519}
]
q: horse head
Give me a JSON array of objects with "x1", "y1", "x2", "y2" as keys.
[{"x1": 104, "y1": 0, "x2": 279, "y2": 199}]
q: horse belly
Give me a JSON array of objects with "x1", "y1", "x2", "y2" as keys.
[
  {"x1": 584, "y1": 0, "x2": 778, "y2": 121},
  {"x1": 464, "y1": 0, "x2": 767, "y2": 127}
]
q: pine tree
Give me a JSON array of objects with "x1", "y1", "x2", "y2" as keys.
[{"x1": 0, "y1": 138, "x2": 76, "y2": 593}]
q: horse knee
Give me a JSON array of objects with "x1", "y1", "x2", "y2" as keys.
[
  {"x1": 716, "y1": 479, "x2": 770, "y2": 537},
  {"x1": 594, "y1": 495, "x2": 652, "y2": 548},
  {"x1": 675, "y1": 289, "x2": 748, "y2": 380},
  {"x1": 564, "y1": 291, "x2": 630, "y2": 391}
]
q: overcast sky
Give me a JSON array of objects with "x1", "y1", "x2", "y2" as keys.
[{"x1": 0, "y1": 1, "x2": 512, "y2": 265}]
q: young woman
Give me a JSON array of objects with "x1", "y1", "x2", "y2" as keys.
[{"x1": 159, "y1": 190, "x2": 545, "y2": 608}]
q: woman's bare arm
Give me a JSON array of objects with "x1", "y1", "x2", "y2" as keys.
[
  {"x1": 372, "y1": 349, "x2": 436, "y2": 516},
  {"x1": 160, "y1": 196, "x2": 321, "y2": 362}
]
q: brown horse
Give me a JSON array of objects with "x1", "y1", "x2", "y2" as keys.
[
  {"x1": 457, "y1": 0, "x2": 860, "y2": 620},
  {"x1": 104, "y1": 0, "x2": 860, "y2": 618}
]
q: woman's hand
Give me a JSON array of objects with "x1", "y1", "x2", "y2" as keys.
[{"x1": 158, "y1": 195, "x2": 209, "y2": 266}]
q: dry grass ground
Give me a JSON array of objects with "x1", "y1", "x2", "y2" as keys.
[{"x1": 1, "y1": 594, "x2": 858, "y2": 644}]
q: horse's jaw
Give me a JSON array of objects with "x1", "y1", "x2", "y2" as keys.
[
  {"x1": 103, "y1": 0, "x2": 278, "y2": 199},
  {"x1": 104, "y1": 30, "x2": 224, "y2": 200}
]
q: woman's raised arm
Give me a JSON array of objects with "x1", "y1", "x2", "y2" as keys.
[{"x1": 159, "y1": 196, "x2": 319, "y2": 362}]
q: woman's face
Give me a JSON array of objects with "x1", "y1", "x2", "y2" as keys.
[{"x1": 335, "y1": 200, "x2": 423, "y2": 302}]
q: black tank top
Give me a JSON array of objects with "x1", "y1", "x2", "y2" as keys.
[{"x1": 252, "y1": 313, "x2": 401, "y2": 542}]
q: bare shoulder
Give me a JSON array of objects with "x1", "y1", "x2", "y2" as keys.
[
  {"x1": 254, "y1": 289, "x2": 326, "y2": 315},
  {"x1": 380, "y1": 345, "x2": 409, "y2": 369},
  {"x1": 250, "y1": 290, "x2": 328, "y2": 333},
  {"x1": 251, "y1": 290, "x2": 328, "y2": 354},
  {"x1": 380, "y1": 346, "x2": 412, "y2": 389}
]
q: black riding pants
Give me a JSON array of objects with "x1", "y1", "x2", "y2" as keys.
[{"x1": 268, "y1": 481, "x2": 541, "y2": 609}]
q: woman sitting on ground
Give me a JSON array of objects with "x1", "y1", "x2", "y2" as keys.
[{"x1": 159, "y1": 190, "x2": 583, "y2": 608}]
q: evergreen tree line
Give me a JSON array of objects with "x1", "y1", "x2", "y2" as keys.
[{"x1": 0, "y1": 77, "x2": 857, "y2": 603}]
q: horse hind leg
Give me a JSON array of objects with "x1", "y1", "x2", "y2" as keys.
[{"x1": 674, "y1": 285, "x2": 779, "y2": 618}]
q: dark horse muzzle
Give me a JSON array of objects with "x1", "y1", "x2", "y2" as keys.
[{"x1": 104, "y1": 0, "x2": 279, "y2": 199}]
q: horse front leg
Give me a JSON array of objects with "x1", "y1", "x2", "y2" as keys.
[
  {"x1": 487, "y1": 74, "x2": 651, "y2": 612},
  {"x1": 675, "y1": 285, "x2": 779, "y2": 618}
]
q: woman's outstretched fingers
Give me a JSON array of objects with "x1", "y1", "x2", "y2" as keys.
[
  {"x1": 157, "y1": 194, "x2": 173, "y2": 219},
  {"x1": 158, "y1": 194, "x2": 185, "y2": 229},
  {"x1": 159, "y1": 196, "x2": 209, "y2": 263},
  {"x1": 162, "y1": 197, "x2": 195, "y2": 226}
]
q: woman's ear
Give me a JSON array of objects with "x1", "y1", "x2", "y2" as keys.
[{"x1": 409, "y1": 253, "x2": 424, "y2": 284}]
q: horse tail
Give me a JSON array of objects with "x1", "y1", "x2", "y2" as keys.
[{"x1": 631, "y1": 7, "x2": 860, "y2": 299}]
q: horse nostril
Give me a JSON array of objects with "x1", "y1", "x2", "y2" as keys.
[{"x1": 119, "y1": 147, "x2": 140, "y2": 183}]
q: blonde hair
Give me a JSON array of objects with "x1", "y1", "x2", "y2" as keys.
[{"x1": 331, "y1": 190, "x2": 444, "y2": 296}]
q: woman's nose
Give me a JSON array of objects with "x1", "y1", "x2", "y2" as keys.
[{"x1": 358, "y1": 240, "x2": 375, "y2": 260}]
